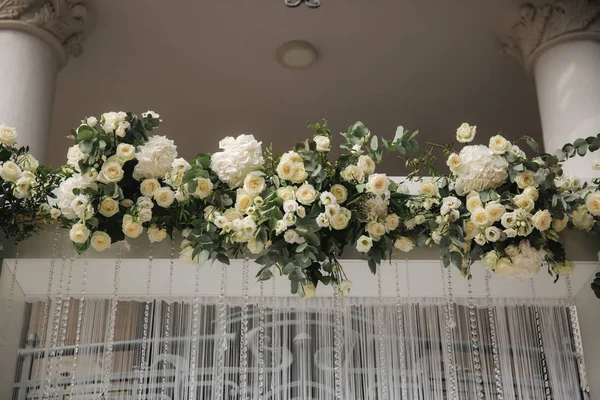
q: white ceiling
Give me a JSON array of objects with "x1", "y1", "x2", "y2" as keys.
[{"x1": 47, "y1": 0, "x2": 541, "y2": 173}]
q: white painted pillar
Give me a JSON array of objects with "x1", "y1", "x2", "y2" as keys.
[
  {"x1": 502, "y1": 1, "x2": 600, "y2": 397},
  {"x1": 0, "y1": 2, "x2": 90, "y2": 162}
]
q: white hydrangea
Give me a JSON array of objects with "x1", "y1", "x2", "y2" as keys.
[
  {"x1": 453, "y1": 145, "x2": 508, "y2": 196},
  {"x1": 133, "y1": 135, "x2": 178, "y2": 180},
  {"x1": 210, "y1": 134, "x2": 263, "y2": 189},
  {"x1": 57, "y1": 173, "x2": 99, "y2": 220},
  {"x1": 498, "y1": 240, "x2": 546, "y2": 280}
]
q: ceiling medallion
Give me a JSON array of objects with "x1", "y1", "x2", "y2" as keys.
[{"x1": 285, "y1": 0, "x2": 321, "y2": 8}]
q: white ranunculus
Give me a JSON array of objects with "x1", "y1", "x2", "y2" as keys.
[
  {"x1": 394, "y1": 236, "x2": 414, "y2": 252},
  {"x1": 122, "y1": 214, "x2": 143, "y2": 238},
  {"x1": 366, "y1": 173, "x2": 390, "y2": 195},
  {"x1": 101, "y1": 111, "x2": 127, "y2": 133},
  {"x1": 91, "y1": 231, "x2": 111, "y2": 251},
  {"x1": 296, "y1": 183, "x2": 318, "y2": 205},
  {"x1": 330, "y1": 184, "x2": 348, "y2": 204},
  {"x1": 116, "y1": 143, "x2": 135, "y2": 161},
  {"x1": 0, "y1": 161, "x2": 21, "y2": 182},
  {"x1": 0, "y1": 125, "x2": 17, "y2": 145},
  {"x1": 532, "y1": 209, "x2": 552, "y2": 231},
  {"x1": 140, "y1": 178, "x2": 160, "y2": 197},
  {"x1": 148, "y1": 225, "x2": 167, "y2": 243},
  {"x1": 314, "y1": 135, "x2": 330, "y2": 152},
  {"x1": 16, "y1": 153, "x2": 39, "y2": 172},
  {"x1": 243, "y1": 174, "x2": 266, "y2": 197},
  {"x1": 155, "y1": 186, "x2": 175, "y2": 208},
  {"x1": 69, "y1": 223, "x2": 90, "y2": 243},
  {"x1": 456, "y1": 123, "x2": 476, "y2": 143},
  {"x1": 210, "y1": 134, "x2": 263, "y2": 188},
  {"x1": 133, "y1": 135, "x2": 178, "y2": 180},
  {"x1": 356, "y1": 235, "x2": 373, "y2": 253},
  {"x1": 488, "y1": 134, "x2": 511, "y2": 154},
  {"x1": 193, "y1": 177, "x2": 213, "y2": 199},
  {"x1": 97, "y1": 161, "x2": 124, "y2": 184},
  {"x1": 357, "y1": 155, "x2": 376, "y2": 175},
  {"x1": 453, "y1": 145, "x2": 508, "y2": 196}
]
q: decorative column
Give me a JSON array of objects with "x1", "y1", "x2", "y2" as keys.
[
  {"x1": 502, "y1": 0, "x2": 600, "y2": 177},
  {"x1": 0, "y1": 1, "x2": 91, "y2": 162}
]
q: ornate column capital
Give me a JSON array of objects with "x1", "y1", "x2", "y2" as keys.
[
  {"x1": 501, "y1": 0, "x2": 600, "y2": 72},
  {"x1": 0, "y1": 0, "x2": 93, "y2": 66}
]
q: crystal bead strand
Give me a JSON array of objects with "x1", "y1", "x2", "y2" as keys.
[
  {"x1": 565, "y1": 276, "x2": 590, "y2": 393},
  {"x1": 406, "y1": 259, "x2": 418, "y2": 400},
  {"x1": 468, "y1": 279, "x2": 484, "y2": 399},
  {"x1": 161, "y1": 237, "x2": 176, "y2": 400},
  {"x1": 446, "y1": 266, "x2": 456, "y2": 329},
  {"x1": 56, "y1": 253, "x2": 75, "y2": 368},
  {"x1": 0, "y1": 242, "x2": 20, "y2": 363},
  {"x1": 485, "y1": 270, "x2": 504, "y2": 399},
  {"x1": 138, "y1": 244, "x2": 154, "y2": 400},
  {"x1": 441, "y1": 263, "x2": 457, "y2": 400},
  {"x1": 258, "y1": 281, "x2": 266, "y2": 400},
  {"x1": 395, "y1": 260, "x2": 408, "y2": 400},
  {"x1": 214, "y1": 263, "x2": 228, "y2": 400},
  {"x1": 69, "y1": 256, "x2": 89, "y2": 398},
  {"x1": 101, "y1": 241, "x2": 124, "y2": 397},
  {"x1": 376, "y1": 264, "x2": 389, "y2": 400},
  {"x1": 188, "y1": 263, "x2": 201, "y2": 400},
  {"x1": 333, "y1": 281, "x2": 344, "y2": 400},
  {"x1": 33, "y1": 227, "x2": 60, "y2": 383},
  {"x1": 238, "y1": 258, "x2": 250, "y2": 400},
  {"x1": 270, "y1": 275, "x2": 277, "y2": 394},
  {"x1": 531, "y1": 278, "x2": 552, "y2": 400}
]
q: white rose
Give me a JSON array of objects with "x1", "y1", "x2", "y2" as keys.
[
  {"x1": 552, "y1": 215, "x2": 569, "y2": 232},
  {"x1": 140, "y1": 178, "x2": 160, "y2": 197},
  {"x1": 466, "y1": 192, "x2": 483, "y2": 212},
  {"x1": 0, "y1": 161, "x2": 21, "y2": 182},
  {"x1": 366, "y1": 221, "x2": 386, "y2": 239},
  {"x1": 484, "y1": 226, "x2": 502, "y2": 242},
  {"x1": 247, "y1": 238, "x2": 265, "y2": 254},
  {"x1": 193, "y1": 177, "x2": 214, "y2": 199},
  {"x1": 464, "y1": 221, "x2": 478, "y2": 239},
  {"x1": 210, "y1": 134, "x2": 263, "y2": 188},
  {"x1": 586, "y1": 192, "x2": 600, "y2": 216},
  {"x1": 385, "y1": 214, "x2": 400, "y2": 232},
  {"x1": 179, "y1": 245, "x2": 198, "y2": 264},
  {"x1": 97, "y1": 162, "x2": 124, "y2": 184},
  {"x1": 523, "y1": 186, "x2": 539, "y2": 201},
  {"x1": 243, "y1": 174, "x2": 266, "y2": 197},
  {"x1": 418, "y1": 179, "x2": 439, "y2": 197},
  {"x1": 50, "y1": 208, "x2": 61, "y2": 219},
  {"x1": 481, "y1": 250, "x2": 499, "y2": 270},
  {"x1": 148, "y1": 225, "x2": 168, "y2": 243},
  {"x1": 296, "y1": 183, "x2": 318, "y2": 205},
  {"x1": 515, "y1": 171, "x2": 537, "y2": 189},
  {"x1": 16, "y1": 154, "x2": 39, "y2": 172},
  {"x1": 235, "y1": 189, "x2": 253, "y2": 213},
  {"x1": 330, "y1": 213, "x2": 350, "y2": 230},
  {"x1": 513, "y1": 194, "x2": 535, "y2": 212},
  {"x1": 470, "y1": 207, "x2": 490, "y2": 227},
  {"x1": 357, "y1": 155, "x2": 376, "y2": 175},
  {"x1": 572, "y1": 205, "x2": 594, "y2": 231},
  {"x1": 101, "y1": 111, "x2": 127, "y2": 133},
  {"x1": 133, "y1": 135, "x2": 178, "y2": 180},
  {"x1": 488, "y1": 135, "x2": 511, "y2": 154},
  {"x1": 283, "y1": 200, "x2": 298, "y2": 213},
  {"x1": 69, "y1": 223, "x2": 90, "y2": 243},
  {"x1": 532, "y1": 209, "x2": 552, "y2": 231},
  {"x1": 367, "y1": 173, "x2": 390, "y2": 195},
  {"x1": 277, "y1": 186, "x2": 296, "y2": 201},
  {"x1": 291, "y1": 165, "x2": 308, "y2": 184},
  {"x1": 314, "y1": 135, "x2": 330, "y2": 152},
  {"x1": 341, "y1": 165, "x2": 364, "y2": 184},
  {"x1": 98, "y1": 197, "x2": 119, "y2": 217},
  {"x1": 277, "y1": 159, "x2": 296, "y2": 181},
  {"x1": 0, "y1": 125, "x2": 17, "y2": 145},
  {"x1": 456, "y1": 122, "x2": 476, "y2": 143},
  {"x1": 115, "y1": 121, "x2": 130, "y2": 137},
  {"x1": 356, "y1": 235, "x2": 373, "y2": 253},
  {"x1": 86, "y1": 116, "x2": 98, "y2": 127},
  {"x1": 90, "y1": 231, "x2": 111, "y2": 251},
  {"x1": 504, "y1": 228, "x2": 517, "y2": 238},
  {"x1": 330, "y1": 184, "x2": 348, "y2": 204},
  {"x1": 155, "y1": 186, "x2": 175, "y2": 208},
  {"x1": 122, "y1": 214, "x2": 143, "y2": 238},
  {"x1": 116, "y1": 143, "x2": 135, "y2": 161},
  {"x1": 394, "y1": 236, "x2": 414, "y2": 252},
  {"x1": 446, "y1": 153, "x2": 462, "y2": 174},
  {"x1": 485, "y1": 202, "x2": 505, "y2": 222},
  {"x1": 138, "y1": 208, "x2": 152, "y2": 223}
]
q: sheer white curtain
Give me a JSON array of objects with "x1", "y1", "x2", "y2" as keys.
[{"x1": 14, "y1": 295, "x2": 582, "y2": 399}]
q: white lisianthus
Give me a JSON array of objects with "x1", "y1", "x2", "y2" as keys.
[
  {"x1": 330, "y1": 184, "x2": 348, "y2": 204},
  {"x1": 482, "y1": 250, "x2": 499, "y2": 270},
  {"x1": 554, "y1": 260, "x2": 575, "y2": 276},
  {"x1": 133, "y1": 135, "x2": 178, "y2": 180},
  {"x1": 296, "y1": 183, "x2": 318, "y2": 205},
  {"x1": 453, "y1": 145, "x2": 508, "y2": 196},
  {"x1": 484, "y1": 226, "x2": 502, "y2": 242},
  {"x1": 532, "y1": 209, "x2": 552, "y2": 231},
  {"x1": 284, "y1": 212, "x2": 297, "y2": 226},
  {"x1": 357, "y1": 155, "x2": 376, "y2": 175},
  {"x1": 572, "y1": 205, "x2": 594, "y2": 231},
  {"x1": 515, "y1": 170, "x2": 537, "y2": 189},
  {"x1": 366, "y1": 221, "x2": 386, "y2": 239},
  {"x1": 86, "y1": 116, "x2": 98, "y2": 127},
  {"x1": 210, "y1": 134, "x2": 263, "y2": 188},
  {"x1": 140, "y1": 178, "x2": 160, "y2": 197},
  {"x1": 504, "y1": 228, "x2": 517, "y2": 238},
  {"x1": 397, "y1": 183, "x2": 409, "y2": 194},
  {"x1": 488, "y1": 134, "x2": 511, "y2": 154},
  {"x1": 101, "y1": 111, "x2": 127, "y2": 133},
  {"x1": 431, "y1": 230, "x2": 442, "y2": 244},
  {"x1": 385, "y1": 214, "x2": 400, "y2": 232},
  {"x1": 485, "y1": 202, "x2": 505, "y2": 222},
  {"x1": 314, "y1": 135, "x2": 330, "y2": 152},
  {"x1": 16, "y1": 154, "x2": 39, "y2": 172},
  {"x1": 171, "y1": 157, "x2": 191, "y2": 174},
  {"x1": 330, "y1": 213, "x2": 350, "y2": 230},
  {"x1": 70, "y1": 194, "x2": 89, "y2": 218},
  {"x1": 115, "y1": 121, "x2": 130, "y2": 137},
  {"x1": 394, "y1": 236, "x2": 414, "y2": 252},
  {"x1": 90, "y1": 231, "x2": 111, "y2": 251},
  {"x1": 474, "y1": 233, "x2": 487, "y2": 246},
  {"x1": 116, "y1": 143, "x2": 136, "y2": 161},
  {"x1": 50, "y1": 208, "x2": 61, "y2": 219},
  {"x1": 136, "y1": 196, "x2": 154, "y2": 210},
  {"x1": 366, "y1": 173, "x2": 390, "y2": 196},
  {"x1": 284, "y1": 230, "x2": 304, "y2": 244},
  {"x1": 97, "y1": 161, "x2": 124, "y2": 184},
  {"x1": 99, "y1": 196, "x2": 119, "y2": 217},
  {"x1": 325, "y1": 204, "x2": 340, "y2": 218},
  {"x1": 214, "y1": 215, "x2": 229, "y2": 229},
  {"x1": 122, "y1": 214, "x2": 143, "y2": 238},
  {"x1": 142, "y1": 111, "x2": 160, "y2": 119},
  {"x1": 316, "y1": 213, "x2": 329, "y2": 228},
  {"x1": 247, "y1": 238, "x2": 265, "y2": 254},
  {"x1": 243, "y1": 174, "x2": 266, "y2": 197},
  {"x1": 138, "y1": 208, "x2": 152, "y2": 223},
  {"x1": 277, "y1": 186, "x2": 296, "y2": 201},
  {"x1": 275, "y1": 220, "x2": 287, "y2": 234},
  {"x1": 253, "y1": 196, "x2": 264, "y2": 208},
  {"x1": 418, "y1": 178, "x2": 439, "y2": 197},
  {"x1": 456, "y1": 122, "x2": 476, "y2": 143},
  {"x1": 586, "y1": 192, "x2": 600, "y2": 216},
  {"x1": 283, "y1": 200, "x2": 298, "y2": 213},
  {"x1": 470, "y1": 207, "x2": 490, "y2": 227},
  {"x1": 0, "y1": 125, "x2": 17, "y2": 145},
  {"x1": 193, "y1": 177, "x2": 214, "y2": 199},
  {"x1": 552, "y1": 215, "x2": 569, "y2": 232},
  {"x1": 224, "y1": 208, "x2": 242, "y2": 222},
  {"x1": 320, "y1": 191, "x2": 337, "y2": 206},
  {"x1": 148, "y1": 225, "x2": 168, "y2": 243},
  {"x1": 339, "y1": 280, "x2": 352, "y2": 295},
  {"x1": 510, "y1": 144, "x2": 526, "y2": 159},
  {"x1": 120, "y1": 199, "x2": 134, "y2": 208},
  {"x1": 340, "y1": 165, "x2": 365, "y2": 184},
  {"x1": 356, "y1": 235, "x2": 373, "y2": 253},
  {"x1": 155, "y1": 186, "x2": 175, "y2": 208},
  {"x1": 440, "y1": 196, "x2": 461, "y2": 215},
  {"x1": 297, "y1": 206, "x2": 306, "y2": 218},
  {"x1": 69, "y1": 223, "x2": 90, "y2": 244},
  {"x1": 0, "y1": 161, "x2": 21, "y2": 182},
  {"x1": 446, "y1": 153, "x2": 462, "y2": 174},
  {"x1": 513, "y1": 194, "x2": 535, "y2": 212},
  {"x1": 66, "y1": 145, "x2": 85, "y2": 168}
]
